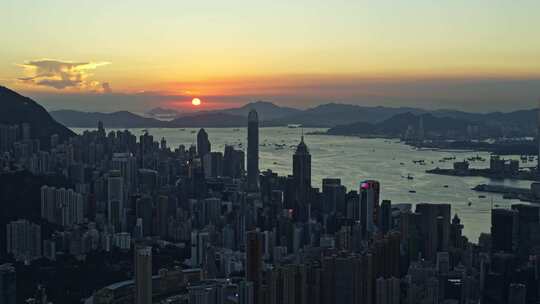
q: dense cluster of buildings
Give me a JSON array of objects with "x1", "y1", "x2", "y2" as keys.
[{"x1": 1, "y1": 112, "x2": 540, "y2": 304}]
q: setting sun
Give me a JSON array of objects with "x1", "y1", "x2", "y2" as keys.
[{"x1": 191, "y1": 98, "x2": 201, "y2": 106}]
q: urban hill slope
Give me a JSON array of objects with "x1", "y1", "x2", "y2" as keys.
[{"x1": 0, "y1": 86, "x2": 75, "y2": 148}]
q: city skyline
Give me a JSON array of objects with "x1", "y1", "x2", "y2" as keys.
[
  {"x1": 1, "y1": 1, "x2": 540, "y2": 112},
  {"x1": 2, "y1": 2, "x2": 540, "y2": 303}
]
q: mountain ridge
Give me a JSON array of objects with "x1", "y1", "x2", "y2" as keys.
[{"x1": 0, "y1": 86, "x2": 75, "y2": 148}]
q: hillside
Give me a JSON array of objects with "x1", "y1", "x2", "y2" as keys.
[{"x1": 0, "y1": 86, "x2": 75, "y2": 147}]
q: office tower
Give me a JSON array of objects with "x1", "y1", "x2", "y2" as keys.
[
  {"x1": 136, "y1": 196, "x2": 153, "y2": 237},
  {"x1": 111, "y1": 152, "x2": 138, "y2": 192},
  {"x1": 223, "y1": 145, "x2": 245, "y2": 178},
  {"x1": 134, "y1": 246, "x2": 152, "y2": 304},
  {"x1": 97, "y1": 120, "x2": 105, "y2": 137},
  {"x1": 6, "y1": 220, "x2": 41, "y2": 262},
  {"x1": 491, "y1": 208, "x2": 518, "y2": 253},
  {"x1": 246, "y1": 230, "x2": 262, "y2": 303},
  {"x1": 376, "y1": 277, "x2": 400, "y2": 304},
  {"x1": 508, "y1": 283, "x2": 526, "y2": 304},
  {"x1": 188, "y1": 282, "x2": 224, "y2": 304},
  {"x1": 292, "y1": 134, "x2": 311, "y2": 222},
  {"x1": 239, "y1": 280, "x2": 254, "y2": 304},
  {"x1": 0, "y1": 264, "x2": 16, "y2": 304},
  {"x1": 511, "y1": 204, "x2": 540, "y2": 258},
  {"x1": 380, "y1": 200, "x2": 392, "y2": 234},
  {"x1": 362, "y1": 180, "x2": 380, "y2": 224},
  {"x1": 415, "y1": 203, "x2": 451, "y2": 261},
  {"x1": 157, "y1": 195, "x2": 169, "y2": 238},
  {"x1": 139, "y1": 131, "x2": 154, "y2": 168},
  {"x1": 203, "y1": 152, "x2": 224, "y2": 178},
  {"x1": 322, "y1": 253, "x2": 373, "y2": 304},
  {"x1": 360, "y1": 181, "x2": 376, "y2": 235},
  {"x1": 322, "y1": 178, "x2": 345, "y2": 214},
  {"x1": 426, "y1": 277, "x2": 439, "y2": 304},
  {"x1": 247, "y1": 110, "x2": 259, "y2": 192},
  {"x1": 450, "y1": 214, "x2": 464, "y2": 249},
  {"x1": 436, "y1": 252, "x2": 450, "y2": 274},
  {"x1": 197, "y1": 128, "x2": 211, "y2": 157},
  {"x1": 133, "y1": 218, "x2": 144, "y2": 240},
  {"x1": 191, "y1": 230, "x2": 210, "y2": 267},
  {"x1": 138, "y1": 168, "x2": 158, "y2": 194},
  {"x1": 202, "y1": 198, "x2": 222, "y2": 226},
  {"x1": 107, "y1": 170, "x2": 124, "y2": 230},
  {"x1": 160, "y1": 137, "x2": 167, "y2": 150}
]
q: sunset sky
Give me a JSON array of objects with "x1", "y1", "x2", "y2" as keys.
[{"x1": 1, "y1": 0, "x2": 539, "y2": 112}]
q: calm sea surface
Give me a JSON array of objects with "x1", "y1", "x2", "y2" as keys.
[{"x1": 75, "y1": 127, "x2": 535, "y2": 242}]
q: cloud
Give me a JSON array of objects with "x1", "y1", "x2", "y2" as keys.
[
  {"x1": 17, "y1": 59, "x2": 110, "y2": 91},
  {"x1": 101, "y1": 82, "x2": 112, "y2": 93}
]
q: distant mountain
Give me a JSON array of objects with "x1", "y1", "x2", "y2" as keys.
[
  {"x1": 327, "y1": 112, "x2": 503, "y2": 138},
  {"x1": 50, "y1": 110, "x2": 167, "y2": 128},
  {"x1": 432, "y1": 109, "x2": 537, "y2": 134},
  {"x1": 145, "y1": 107, "x2": 180, "y2": 120},
  {"x1": 169, "y1": 112, "x2": 250, "y2": 128},
  {"x1": 271, "y1": 103, "x2": 427, "y2": 127},
  {"x1": 0, "y1": 86, "x2": 75, "y2": 148},
  {"x1": 220, "y1": 101, "x2": 301, "y2": 120},
  {"x1": 46, "y1": 98, "x2": 539, "y2": 133},
  {"x1": 179, "y1": 101, "x2": 301, "y2": 121}
]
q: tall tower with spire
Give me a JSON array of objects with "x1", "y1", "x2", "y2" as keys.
[
  {"x1": 197, "y1": 128, "x2": 211, "y2": 157},
  {"x1": 293, "y1": 131, "x2": 311, "y2": 221},
  {"x1": 247, "y1": 109, "x2": 259, "y2": 192}
]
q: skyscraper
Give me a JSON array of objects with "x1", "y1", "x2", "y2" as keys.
[
  {"x1": 0, "y1": 264, "x2": 16, "y2": 304},
  {"x1": 6, "y1": 219, "x2": 41, "y2": 262},
  {"x1": 247, "y1": 110, "x2": 259, "y2": 192},
  {"x1": 292, "y1": 134, "x2": 311, "y2": 221},
  {"x1": 197, "y1": 128, "x2": 211, "y2": 157},
  {"x1": 246, "y1": 230, "x2": 262, "y2": 303},
  {"x1": 107, "y1": 170, "x2": 124, "y2": 231},
  {"x1": 491, "y1": 208, "x2": 518, "y2": 253},
  {"x1": 415, "y1": 203, "x2": 451, "y2": 261},
  {"x1": 360, "y1": 181, "x2": 376, "y2": 235},
  {"x1": 134, "y1": 246, "x2": 152, "y2": 304}
]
